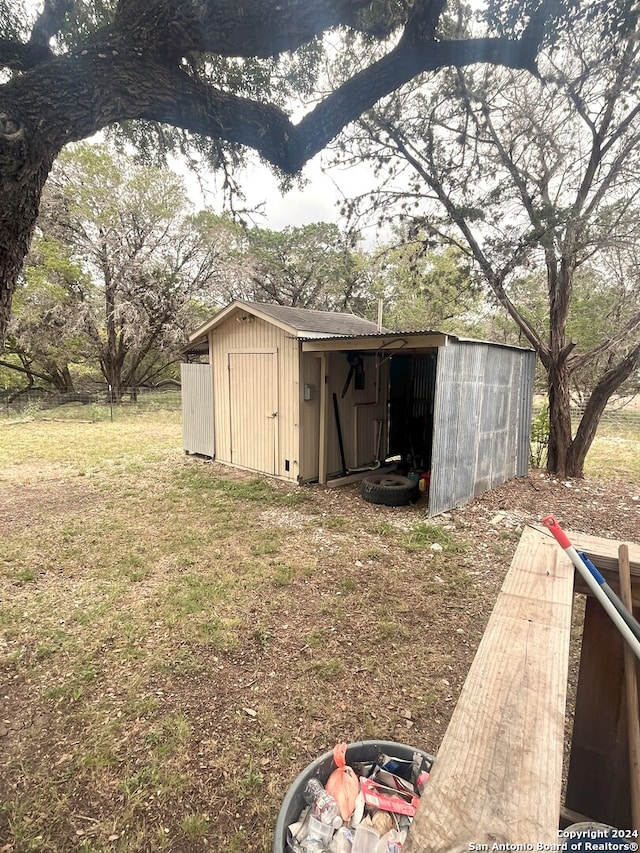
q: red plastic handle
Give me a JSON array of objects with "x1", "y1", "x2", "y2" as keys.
[{"x1": 541, "y1": 515, "x2": 572, "y2": 549}]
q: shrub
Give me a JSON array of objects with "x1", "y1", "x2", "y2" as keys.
[{"x1": 530, "y1": 403, "x2": 550, "y2": 469}]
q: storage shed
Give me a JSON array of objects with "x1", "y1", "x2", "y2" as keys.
[{"x1": 182, "y1": 300, "x2": 536, "y2": 516}]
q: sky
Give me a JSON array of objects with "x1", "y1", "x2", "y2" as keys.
[
  {"x1": 178, "y1": 147, "x2": 383, "y2": 246},
  {"x1": 235, "y1": 157, "x2": 347, "y2": 229}
]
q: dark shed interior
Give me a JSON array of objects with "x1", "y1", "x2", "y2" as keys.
[{"x1": 388, "y1": 353, "x2": 438, "y2": 473}]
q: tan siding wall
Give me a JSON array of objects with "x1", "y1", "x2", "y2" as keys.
[
  {"x1": 202, "y1": 308, "x2": 390, "y2": 483},
  {"x1": 228, "y1": 351, "x2": 278, "y2": 474},
  {"x1": 299, "y1": 354, "x2": 322, "y2": 481},
  {"x1": 324, "y1": 352, "x2": 388, "y2": 477},
  {"x1": 208, "y1": 313, "x2": 300, "y2": 481}
]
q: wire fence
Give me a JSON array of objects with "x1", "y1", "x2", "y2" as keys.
[
  {"x1": 528, "y1": 398, "x2": 640, "y2": 469},
  {"x1": 530, "y1": 396, "x2": 640, "y2": 431},
  {"x1": 0, "y1": 384, "x2": 182, "y2": 419},
  {"x1": 3, "y1": 385, "x2": 639, "y2": 434},
  {"x1": 570, "y1": 403, "x2": 640, "y2": 430}
]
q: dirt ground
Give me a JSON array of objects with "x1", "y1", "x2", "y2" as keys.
[
  {"x1": 1, "y1": 464, "x2": 639, "y2": 852},
  {"x1": 322, "y1": 468, "x2": 640, "y2": 547}
]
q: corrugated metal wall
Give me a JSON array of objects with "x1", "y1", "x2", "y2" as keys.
[
  {"x1": 429, "y1": 342, "x2": 535, "y2": 516},
  {"x1": 209, "y1": 313, "x2": 300, "y2": 481},
  {"x1": 181, "y1": 362, "x2": 215, "y2": 457}
]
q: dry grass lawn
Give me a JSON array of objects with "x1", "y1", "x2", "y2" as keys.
[{"x1": 0, "y1": 407, "x2": 638, "y2": 853}]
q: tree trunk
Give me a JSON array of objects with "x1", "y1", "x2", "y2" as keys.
[
  {"x1": 99, "y1": 244, "x2": 127, "y2": 402},
  {"x1": 51, "y1": 364, "x2": 76, "y2": 393},
  {"x1": 542, "y1": 247, "x2": 574, "y2": 477},
  {"x1": 546, "y1": 360, "x2": 574, "y2": 478},
  {"x1": 566, "y1": 340, "x2": 640, "y2": 477},
  {"x1": 0, "y1": 151, "x2": 54, "y2": 345}
]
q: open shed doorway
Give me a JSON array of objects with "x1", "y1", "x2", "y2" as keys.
[{"x1": 388, "y1": 353, "x2": 437, "y2": 474}]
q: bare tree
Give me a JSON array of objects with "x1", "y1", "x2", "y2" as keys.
[
  {"x1": 339, "y1": 3, "x2": 640, "y2": 477},
  {"x1": 23, "y1": 143, "x2": 225, "y2": 398},
  {"x1": 237, "y1": 223, "x2": 364, "y2": 311}
]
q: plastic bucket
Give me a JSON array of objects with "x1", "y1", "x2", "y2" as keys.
[
  {"x1": 272, "y1": 740, "x2": 435, "y2": 853},
  {"x1": 563, "y1": 824, "x2": 625, "y2": 851}
]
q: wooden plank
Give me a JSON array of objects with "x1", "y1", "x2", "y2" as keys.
[
  {"x1": 564, "y1": 594, "x2": 637, "y2": 828},
  {"x1": 318, "y1": 354, "x2": 327, "y2": 485},
  {"x1": 573, "y1": 575, "x2": 640, "y2": 609},
  {"x1": 324, "y1": 465, "x2": 396, "y2": 488},
  {"x1": 565, "y1": 530, "x2": 640, "y2": 576},
  {"x1": 570, "y1": 530, "x2": 640, "y2": 608},
  {"x1": 405, "y1": 526, "x2": 575, "y2": 851},
  {"x1": 618, "y1": 545, "x2": 640, "y2": 832},
  {"x1": 560, "y1": 805, "x2": 595, "y2": 827},
  {"x1": 532, "y1": 526, "x2": 640, "y2": 605}
]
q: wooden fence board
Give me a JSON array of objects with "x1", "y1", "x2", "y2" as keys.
[
  {"x1": 564, "y1": 596, "x2": 636, "y2": 828},
  {"x1": 556, "y1": 528, "x2": 639, "y2": 575},
  {"x1": 532, "y1": 526, "x2": 640, "y2": 605}
]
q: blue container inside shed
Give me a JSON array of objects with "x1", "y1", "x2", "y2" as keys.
[{"x1": 273, "y1": 739, "x2": 435, "y2": 853}]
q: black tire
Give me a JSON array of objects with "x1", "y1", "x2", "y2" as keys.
[{"x1": 361, "y1": 474, "x2": 419, "y2": 506}]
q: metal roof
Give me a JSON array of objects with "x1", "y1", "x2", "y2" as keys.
[
  {"x1": 299, "y1": 329, "x2": 534, "y2": 352},
  {"x1": 186, "y1": 299, "x2": 387, "y2": 346},
  {"x1": 186, "y1": 300, "x2": 534, "y2": 354},
  {"x1": 234, "y1": 301, "x2": 387, "y2": 335},
  {"x1": 298, "y1": 328, "x2": 451, "y2": 341}
]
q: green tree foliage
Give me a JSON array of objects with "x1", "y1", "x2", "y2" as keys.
[
  {"x1": 178, "y1": 219, "x2": 482, "y2": 323},
  {"x1": 338, "y1": 0, "x2": 640, "y2": 477},
  {"x1": 365, "y1": 238, "x2": 484, "y2": 333},
  {"x1": 158, "y1": 215, "x2": 370, "y2": 314},
  {"x1": 505, "y1": 267, "x2": 640, "y2": 403},
  {"x1": 239, "y1": 223, "x2": 364, "y2": 311},
  {"x1": 5, "y1": 143, "x2": 386, "y2": 390},
  {"x1": 0, "y1": 0, "x2": 565, "y2": 346},
  {"x1": 0, "y1": 235, "x2": 91, "y2": 391}
]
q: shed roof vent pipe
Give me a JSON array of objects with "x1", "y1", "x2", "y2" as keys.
[{"x1": 377, "y1": 299, "x2": 383, "y2": 332}]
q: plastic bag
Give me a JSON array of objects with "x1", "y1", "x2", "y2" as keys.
[
  {"x1": 329, "y1": 827, "x2": 354, "y2": 853},
  {"x1": 325, "y1": 742, "x2": 360, "y2": 822}
]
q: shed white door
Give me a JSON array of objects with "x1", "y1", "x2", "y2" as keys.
[{"x1": 228, "y1": 351, "x2": 278, "y2": 475}]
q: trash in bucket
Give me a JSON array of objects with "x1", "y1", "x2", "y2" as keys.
[
  {"x1": 273, "y1": 740, "x2": 434, "y2": 853},
  {"x1": 325, "y1": 743, "x2": 359, "y2": 822}
]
